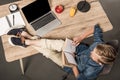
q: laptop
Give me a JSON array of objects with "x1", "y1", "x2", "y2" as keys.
[{"x1": 22, "y1": 0, "x2": 61, "y2": 36}]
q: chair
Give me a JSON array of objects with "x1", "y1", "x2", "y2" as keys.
[{"x1": 99, "y1": 40, "x2": 119, "y2": 75}]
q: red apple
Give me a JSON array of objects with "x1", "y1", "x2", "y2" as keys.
[{"x1": 55, "y1": 5, "x2": 64, "y2": 13}]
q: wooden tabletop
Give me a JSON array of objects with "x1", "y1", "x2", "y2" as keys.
[
  {"x1": 45, "y1": 0, "x2": 113, "y2": 39},
  {"x1": 0, "y1": 0, "x2": 113, "y2": 62}
]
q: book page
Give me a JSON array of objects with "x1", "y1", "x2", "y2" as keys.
[
  {"x1": 7, "y1": 11, "x2": 25, "y2": 27},
  {"x1": 63, "y1": 38, "x2": 76, "y2": 54},
  {"x1": 0, "y1": 11, "x2": 25, "y2": 36},
  {"x1": 0, "y1": 17, "x2": 10, "y2": 36},
  {"x1": 64, "y1": 52, "x2": 77, "y2": 65},
  {"x1": 62, "y1": 38, "x2": 77, "y2": 66}
]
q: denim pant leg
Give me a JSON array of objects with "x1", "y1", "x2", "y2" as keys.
[
  {"x1": 76, "y1": 43, "x2": 89, "y2": 55},
  {"x1": 63, "y1": 66, "x2": 73, "y2": 74}
]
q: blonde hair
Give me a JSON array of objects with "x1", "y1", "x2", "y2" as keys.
[{"x1": 95, "y1": 44, "x2": 117, "y2": 64}]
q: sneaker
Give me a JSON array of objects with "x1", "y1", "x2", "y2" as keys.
[
  {"x1": 8, "y1": 37, "x2": 27, "y2": 48},
  {"x1": 7, "y1": 28, "x2": 26, "y2": 36}
]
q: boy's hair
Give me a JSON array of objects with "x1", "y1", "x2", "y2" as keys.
[{"x1": 95, "y1": 44, "x2": 117, "y2": 64}]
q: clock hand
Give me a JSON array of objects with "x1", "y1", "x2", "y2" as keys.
[{"x1": 12, "y1": 5, "x2": 14, "y2": 8}]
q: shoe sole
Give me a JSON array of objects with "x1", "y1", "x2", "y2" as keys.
[
  {"x1": 8, "y1": 37, "x2": 25, "y2": 48},
  {"x1": 8, "y1": 37, "x2": 16, "y2": 46}
]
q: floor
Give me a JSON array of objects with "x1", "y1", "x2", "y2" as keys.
[{"x1": 0, "y1": 0, "x2": 120, "y2": 80}]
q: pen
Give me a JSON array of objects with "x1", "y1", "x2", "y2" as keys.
[{"x1": 13, "y1": 14, "x2": 15, "y2": 26}]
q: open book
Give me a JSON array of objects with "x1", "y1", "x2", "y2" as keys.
[
  {"x1": 0, "y1": 11, "x2": 25, "y2": 36},
  {"x1": 62, "y1": 38, "x2": 77, "y2": 67}
]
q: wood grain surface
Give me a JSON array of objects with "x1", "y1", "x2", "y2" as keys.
[{"x1": 0, "y1": 0, "x2": 113, "y2": 62}]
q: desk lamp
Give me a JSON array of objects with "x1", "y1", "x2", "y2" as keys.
[{"x1": 77, "y1": 0, "x2": 91, "y2": 12}]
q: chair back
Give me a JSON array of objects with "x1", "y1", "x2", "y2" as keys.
[{"x1": 99, "y1": 40, "x2": 119, "y2": 75}]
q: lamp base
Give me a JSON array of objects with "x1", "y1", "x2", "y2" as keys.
[{"x1": 77, "y1": 1, "x2": 91, "y2": 12}]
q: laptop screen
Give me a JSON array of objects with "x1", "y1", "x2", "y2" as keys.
[{"x1": 22, "y1": 0, "x2": 50, "y2": 23}]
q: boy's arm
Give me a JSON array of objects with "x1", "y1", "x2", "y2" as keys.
[
  {"x1": 73, "y1": 26, "x2": 94, "y2": 46},
  {"x1": 73, "y1": 24, "x2": 103, "y2": 45},
  {"x1": 72, "y1": 65, "x2": 79, "y2": 78},
  {"x1": 93, "y1": 24, "x2": 103, "y2": 42}
]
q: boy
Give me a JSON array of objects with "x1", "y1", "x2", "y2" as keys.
[{"x1": 7, "y1": 24, "x2": 117, "y2": 80}]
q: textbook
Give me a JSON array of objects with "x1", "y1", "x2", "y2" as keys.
[
  {"x1": 62, "y1": 38, "x2": 77, "y2": 67},
  {"x1": 0, "y1": 11, "x2": 25, "y2": 36}
]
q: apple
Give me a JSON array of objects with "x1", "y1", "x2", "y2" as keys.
[{"x1": 55, "y1": 5, "x2": 64, "y2": 13}]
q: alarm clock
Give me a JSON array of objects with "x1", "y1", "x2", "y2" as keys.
[{"x1": 9, "y1": 4, "x2": 19, "y2": 12}]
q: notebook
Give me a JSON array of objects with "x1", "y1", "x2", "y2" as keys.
[
  {"x1": 22, "y1": 0, "x2": 61, "y2": 36},
  {"x1": 0, "y1": 11, "x2": 25, "y2": 36}
]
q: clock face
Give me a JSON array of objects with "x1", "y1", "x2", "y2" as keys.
[{"x1": 9, "y1": 4, "x2": 18, "y2": 12}]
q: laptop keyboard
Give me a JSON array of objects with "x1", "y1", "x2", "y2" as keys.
[{"x1": 32, "y1": 13, "x2": 56, "y2": 30}]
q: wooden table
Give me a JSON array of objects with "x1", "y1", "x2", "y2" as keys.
[
  {"x1": 44, "y1": 0, "x2": 113, "y2": 39},
  {"x1": 0, "y1": 0, "x2": 38, "y2": 74},
  {"x1": 0, "y1": 0, "x2": 113, "y2": 74}
]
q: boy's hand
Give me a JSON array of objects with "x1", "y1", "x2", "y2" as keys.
[
  {"x1": 72, "y1": 36, "x2": 83, "y2": 46},
  {"x1": 72, "y1": 65, "x2": 79, "y2": 78},
  {"x1": 72, "y1": 25, "x2": 95, "y2": 46},
  {"x1": 71, "y1": 53, "x2": 76, "y2": 58}
]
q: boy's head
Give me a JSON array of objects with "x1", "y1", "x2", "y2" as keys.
[{"x1": 91, "y1": 44, "x2": 117, "y2": 65}]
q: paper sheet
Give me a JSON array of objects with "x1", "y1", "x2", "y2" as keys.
[{"x1": 0, "y1": 11, "x2": 25, "y2": 36}]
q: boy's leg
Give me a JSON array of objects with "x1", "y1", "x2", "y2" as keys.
[
  {"x1": 34, "y1": 47, "x2": 63, "y2": 67},
  {"x1": 26, "y1": 39, "x2": 65, "y2": 67},
  {"x1": 26, "y1": 39, "x2": 65, "y2": 52},
  {"x1": 8, "y1": 36, "x2": 65, "y2": 52},
  {"x1": 7, "y1": 28, "x2": 40, "y2": 39},
  {"x1": 9, "y1": 37, "x2": 64, "y2": 66}
]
